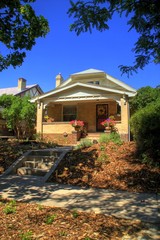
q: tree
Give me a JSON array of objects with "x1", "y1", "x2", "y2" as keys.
[
  {"x1": 129, "y1": 86, "x2": 160, "y2": 163},
  {"x1": 0, "y1": 0, "x2": 49, "y2": 71},
  {"x1": 68, "y1": 0, "x2": 160, "y2": 76},
  {"x1": 130, "y1": 86, "x2": 160, "y2": 113},
  {"x1": 130, "y1": 99, "x2": 160, "y2": 162},
  {"x1": 0, "y1": 94, "x2": 36, "y2": 139}
]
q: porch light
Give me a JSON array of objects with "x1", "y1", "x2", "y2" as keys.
[
  {"x1": 63, "y1": 132, "x2": 68, "y2": 137},
  {"x1": 123, "y1": 94, "x2": 128, "y2": 105}
]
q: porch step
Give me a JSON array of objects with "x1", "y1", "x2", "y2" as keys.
[
  {"x1": 17, "y1": 167, "x2": 48, "y2": 176},
  {"x1": 24, "y1": 160, "x2": 53, "y2": 170},
  {"x1": 2, "y1": 147, "x2": 72, "y2": 182},
  {"x1": 85, "y1": 132, "x2": 102, "y2": 141}
]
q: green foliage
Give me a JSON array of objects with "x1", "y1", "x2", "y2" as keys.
[
  {"x1": 75, "y1": 138, "x2": 93, "y2": 149},
  {"x1": 19, "y1": 231, "x2": 33, "y2": 240},
  {"x1": 0, "y1": 0, "x2": 49, "y2": 71},
  {"x1": 0, "y1": 94, "x2": 36, "y2": 139},
  {"x1": 59, "y1": 231, "x2": 68, "y2": 236},
  {"x1": 68, "y1": 0, "x2": 160, "y2": 75},
  {"x1": 32, "y1": 132, "x2": 42, "y2": 142},
  {"x1": 37, "y1": 204, "x2": 43, "y2": 210},
  {"x1": 130, "y1": 86, "x2": 160, "y2": 114},
  {"x1": 130, "y1": 99, "x2": 160, "y2": 161},
  {"x1": 72, "y1": 209, "x2": 79, "y2": 218},
  {"x1": 3, "y1": 200, "x2": 16, "y2": 214},
  {"x1": 97, "y1": 152, "x2": 109, "y2": 164},
  {"x1": 45, "y1": 214, "x2": 56, "y2": 224},
  {"x1": 99, "y1": 132, "x2": 122, "y2": 145}
]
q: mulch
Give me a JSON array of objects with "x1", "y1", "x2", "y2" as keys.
[
  {"x1": 50, "y1": 142, "x2": 160, "y2": 193},
  {"x1": 0, "y1": 139, "x2": 160, "y2": 239},
  {"x1": 0, "y1": 200, "x2": 153, "y2": 240}
]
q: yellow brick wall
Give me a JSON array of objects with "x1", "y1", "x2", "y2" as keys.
[
  {"x1": 43, "y1": 122, "x2": 73, "y2": 134},
  {"x1": 77, "y1": 101, "x2": 118, "y2": 132},
  {"x1": 78, "y1": 102, "x2": 96, "y2": 131},
  {"x1": 108, "y1": 101, "x2": 117, "y2": 116},
  {"x1": 47, "y1": 104, "x2": 62, "y2": 121}
]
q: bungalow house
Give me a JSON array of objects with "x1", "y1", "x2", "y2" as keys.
[
  {"x1": 31, "y1": 69, "x2": 137, "y2": 144},
  {"x1": 0, "y1": 78, "x2": 43, "y2": 136}
]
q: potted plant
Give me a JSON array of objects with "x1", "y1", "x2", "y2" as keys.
[
  {"x1": 70, "y1": 120, "x2": 84, "y2": 131},
  {"x1": 101, "y1": 117, "x2": 116, "y2": 132},
  {"x1": 44, "y1": 115, "x2": 54, "y2": 122}
]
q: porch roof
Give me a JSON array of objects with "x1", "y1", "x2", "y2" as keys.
[{"x1": 30, "y1": 82, "x2": 136, "y2": 103}]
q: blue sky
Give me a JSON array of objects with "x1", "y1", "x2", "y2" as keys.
[{"x1": 0, "y1": 0, "x2": 159, "y2": 92}]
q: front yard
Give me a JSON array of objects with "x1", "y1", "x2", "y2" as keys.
[{"x1": 0, "y1": 139, "x2": 159, "y2": 239}]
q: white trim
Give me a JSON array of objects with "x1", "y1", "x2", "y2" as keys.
[
  {"x1": 106, "y1": 74, "x2": 136, "y2": 92},
  {"x1": 31, "y1": 82, "x2": 136, "y2": 103}
]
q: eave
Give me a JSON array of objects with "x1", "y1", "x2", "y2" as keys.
[{"x1": 30, "y1": 82, "x2": 136, "y2": 103}]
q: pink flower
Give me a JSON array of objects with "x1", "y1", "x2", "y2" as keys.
[
  {"x1": 70, "y1": 120, "x2": 84, "y2": 127},
  {"x1": 101, "y1": 118, "x2": 116, "y2": 127}
]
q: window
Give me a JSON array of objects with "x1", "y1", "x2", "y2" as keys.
[
  {"x1": 87, "y1": 81, "x2": 99, "y2": 85},
  {"x1": 63, "y1": 105, "x2": 77, "y2": 121},
  {"x1": 95, "y1": 81, "x2": 99, "y2": 85},
  {"x1": 117, "y1": 103, "x2": 121, "y2": 115}
]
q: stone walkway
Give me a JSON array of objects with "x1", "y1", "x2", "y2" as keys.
[{"x1": 0, "y1": 175, "x2": 160, "y2": 239}]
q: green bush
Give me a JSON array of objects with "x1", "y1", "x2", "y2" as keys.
[
  {"x1": 130, "y1": 99, "x2": 160, "y2": 161},
  {"x1": 99, "y1": 132, "x2": 122, "y2": 145},
  {"x1": 3, "y1": 200, "x2": 16, "y2": 214},
  {"x1": 75, "y1": 139, "x2": 93, "y2": 149},
  {"x1": 19, "y1": 231, "x2": 33, "y2": 240}
]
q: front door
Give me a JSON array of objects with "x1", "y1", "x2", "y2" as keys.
[{"x1": 96, "y1": 104, "x2": 108, "y2": 131}]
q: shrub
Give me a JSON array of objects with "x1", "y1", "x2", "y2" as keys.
[
  {"x1": 45, "y1": 214, "x2": 56, "y2": 224},
  {"x1": 19, "y1": 231, "x2": 33, "y2": 240},
  {"x1": 99, "y1": 132, "x2": 122, "y2": 145},
  {"x1": 75, "y1": 139, "x2": 93, "y2": 149},
  {"x1": 72, "y1": 209, "x2": 79, "y2": 218},
  {"x1": 130, "y1": 99, "x2": 160, "y2": 161},
  {"x1": 3, "y1": 200, "x2": 16, "y2": 214}
]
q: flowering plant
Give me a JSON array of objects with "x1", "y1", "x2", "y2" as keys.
[
  {"x1": 101, "y1": 117, "x2": 116, "y2": 128},
  {"x1": 70, "y1": 120, "x2": 84, "y2": 127}
]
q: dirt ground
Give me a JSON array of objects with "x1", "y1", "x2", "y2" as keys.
[
  {"x1": 51, "y1": 141, "x2": 160, "y2": 193},
  {"x1": 0, "y1": 139, "x2": 160, "y2": 239}
]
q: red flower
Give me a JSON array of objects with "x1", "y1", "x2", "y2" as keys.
[
  {"x1": 101, "y1": 118, "x2": 116, "y2": 127},
  {"x1": 70, "y1": 120, "x2": 84, "y2": 127}
]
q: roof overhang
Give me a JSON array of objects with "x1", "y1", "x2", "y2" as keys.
[{"x1": 30, "y1": 82, "x2": 136, "y2": 103}]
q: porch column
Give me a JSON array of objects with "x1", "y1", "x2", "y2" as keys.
[
  {"x1": 120, "y1": 95, "x2": 130, "y2": 140},
  {"x1": 36, "y1": 101, "x2": 43, "y2": 134}
]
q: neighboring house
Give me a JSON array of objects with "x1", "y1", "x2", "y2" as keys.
[
  {"x1": 0, "y1": 78, "x2": 43, "y2": 136},
  {"x1": 31, "y1": 68, "x2": 137, "y2": 144},
  {"x1": 0, "y1": 78, "x2": 43, "y2": 98}
]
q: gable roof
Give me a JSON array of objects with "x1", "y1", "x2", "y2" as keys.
[
  {"x1": 0, "y1": 84, "x2": 36, "y2": 96},
  {"x1": 72, "y1": 68, "x2": 104, "y2": 75},
  {"x1": 31, "y1": 82, "x2": 136, "y2": 103},
  {"x1": 59, "y1": 68, "x2": 136, "y2": 92},
  {"x1": 31, "y1": 68, "x2": 136, "y2": 102}
]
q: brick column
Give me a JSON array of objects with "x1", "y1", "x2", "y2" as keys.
[
  {"x1": 36, "y1": 101, "x2": 43, "y2": 134},
  {"x1": 120, "y1": 95, "x2": 130, "y2": 141}
]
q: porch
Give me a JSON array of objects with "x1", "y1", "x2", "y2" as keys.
[
  {"x1": 36, "y1": 97, "x2": 130, "y2": 145},
  {"x1": 40, "y1": 120, "x2": 128, "y2": 145}
]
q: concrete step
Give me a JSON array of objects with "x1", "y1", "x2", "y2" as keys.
[
  {"x1": 17, "y1": 167, "x2": 48, "y2": 176},
  {"x1": 85, "y1": 133, "x2": 102, "y2": 140},
  {"x1": 24, "y1": 160, "x2": 53, "y2": 170},
  {"x1": 25, "y1": 155, "x2": 57, "y2": 162}
]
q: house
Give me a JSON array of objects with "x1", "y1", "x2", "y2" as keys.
[
  {"x1": 0, "y1": 78, "x2": 43, "y2": 136},
  {"x1": 0, "y1": 78, "x2": 43, "y2": 98},
  {"x1": 31, "y1": 68, "x2": 137, "y2": 144}
]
